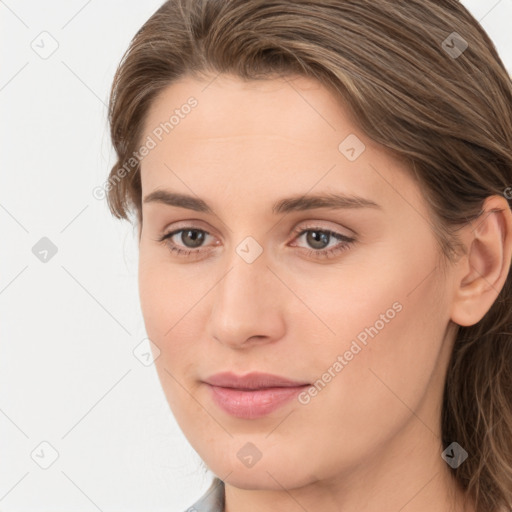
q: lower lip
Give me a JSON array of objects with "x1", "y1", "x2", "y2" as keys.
[{"x1": 205, "y1": 383, "x2": 310, "y2": 419}]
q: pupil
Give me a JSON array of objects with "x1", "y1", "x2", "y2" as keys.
[
  {"x1": 183, "y1": 230, "x2": 204, "y2": 248},
  {"x1": 307, "y1": 231, "x2": 329, "y2": 249}
]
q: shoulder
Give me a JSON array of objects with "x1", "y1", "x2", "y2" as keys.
[{"x1": 182, "y1": 477, "x2": 225, "y2": 512}]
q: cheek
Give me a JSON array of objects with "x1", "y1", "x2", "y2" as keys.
[
  {"x1": 137, "y1": 245, "x2": 221, "y2": 391},
  {"x1": 138, "y1": 255, "x2": 205, "y2": 427},
  {"x1": 138, "y1": 242, "x2": 192, "y2": 336},
  {"x1": 138, "y1": 250, "x2": 193, "y2": 368},
  {"x1": 291, "y1": 244, "x2": 448, "y2": 447}
]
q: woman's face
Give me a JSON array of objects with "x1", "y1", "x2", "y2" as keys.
[{"x1": 137, "y1": 73, "x2": 457, "y2": 490}]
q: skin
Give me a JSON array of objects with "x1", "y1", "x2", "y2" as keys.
[{"x1": 136, "y1": 73, "x2": 512, "y2": 511}]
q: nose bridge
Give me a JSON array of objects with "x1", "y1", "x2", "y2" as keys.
[{"x1": 207, "y1": 244, "x2": 285, "y2": 347}]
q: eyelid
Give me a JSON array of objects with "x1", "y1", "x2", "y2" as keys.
[
  {"x1": 161, "y1": 218, "x2": 215, "y2": 233},
  {"x1": 290, "y1": 220, "x2": 355, "y2": 239}
]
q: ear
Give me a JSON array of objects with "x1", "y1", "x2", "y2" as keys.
[{"x1": 450, "y1": 194, "x2": 512, "y2": 327}]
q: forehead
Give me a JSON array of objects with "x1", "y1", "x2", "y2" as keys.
[
  {"x1": 142, "y1": 73, "x2": 354, "y2": 142},
  {"x1": 139, "y1": 73, "x2": 420, "y2": 216}
]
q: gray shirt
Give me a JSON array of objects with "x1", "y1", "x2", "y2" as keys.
[{"x1": 183, "y1": 477, "x2": 225, "y2": 512}]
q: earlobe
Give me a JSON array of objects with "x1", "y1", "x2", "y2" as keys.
[{"x1": 450, "y1": 195, "x2": 512, "y2": 327}]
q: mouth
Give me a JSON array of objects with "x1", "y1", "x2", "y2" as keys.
[
  {"x1": 202, "y1": 372, "x2": 311, "y2": 419},
  {"x1": 203, "y1": 371, "x2": 310, "y2": 389}
]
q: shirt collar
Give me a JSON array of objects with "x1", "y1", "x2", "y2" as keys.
[{"x1": 187, "y1": 477, "x2": 225, "y2": 512}]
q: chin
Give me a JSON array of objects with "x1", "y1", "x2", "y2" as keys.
[
  {"x1": 202, "y1": 446, "x2": 322, "y2": 491},
  {"x1": 223, "y1": 468, "x2": 309, "y2": 491}
]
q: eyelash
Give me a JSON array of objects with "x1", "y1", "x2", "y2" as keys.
[{"x1": 156, "y1": 224, "x2": 355, "y2": 260}]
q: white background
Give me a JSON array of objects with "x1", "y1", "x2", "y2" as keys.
[{"x1": 1, "y1": 1, "x2": 511, "y2": 511}]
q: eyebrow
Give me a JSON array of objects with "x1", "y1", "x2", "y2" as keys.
[{"x1": 143, "y1": 189, "x2": 382, "y2": 214}]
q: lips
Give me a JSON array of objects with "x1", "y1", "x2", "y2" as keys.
[
  {"x1": 203, "y1": 371, "x2": 310, "y2": 390},
  {"x1": 203, "y1": 372, "x2": 311, "y2": 419}
]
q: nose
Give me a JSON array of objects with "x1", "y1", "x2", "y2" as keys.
[{"x1": 206, "y1": 252, "x2": 286, "y2": 350}]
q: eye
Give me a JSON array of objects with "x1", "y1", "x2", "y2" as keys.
[
  {"x1": 289, "y1": 224, "x2": 355, "y2": 259},
  {"x1": 156, "y1": 224, "x2": 356, "y2": 260},
  {"x1": 157, "y1": 227, "x2": 217, "y2": 259}
]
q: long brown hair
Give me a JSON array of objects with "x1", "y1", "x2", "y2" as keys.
[{"x1": 106, "y1": 1, "x2": 512, "y2": 509}]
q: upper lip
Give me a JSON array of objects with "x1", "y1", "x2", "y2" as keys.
[{"x1": 203, "y1": 372, "x2": 310, "y2": 390}]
